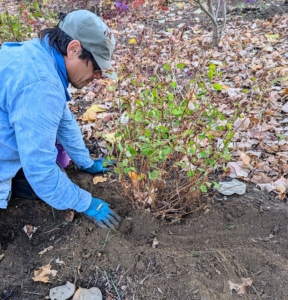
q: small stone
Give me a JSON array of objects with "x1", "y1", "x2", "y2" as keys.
[
  {"x1": 225, "y1": 213, "x2": 234, "y2": 222},
  {"x1": 50, "y1": 281, "x2": 75, "y2": 300},
  {"x1": 72, "y1": 287, "x2": 102, "y2": 300}
]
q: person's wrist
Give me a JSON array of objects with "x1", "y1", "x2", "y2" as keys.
[
  {"x1": 80, "y1": 160, "x2": 94, "y2": 171},
  {"x1": 83, "y1": 197, "x2": 93, "y2": 213}
]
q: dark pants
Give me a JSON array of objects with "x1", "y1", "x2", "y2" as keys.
[
  {"x1": 11, "y1": 169, "x2": 38, "y2": 200},
  {"x1": 11, "y1": 164, "x2": 66, "y2": 200}
]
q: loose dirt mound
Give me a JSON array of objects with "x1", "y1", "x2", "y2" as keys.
[{"x1": 1, "y1": 171, "x2": 288, "y2": 299}]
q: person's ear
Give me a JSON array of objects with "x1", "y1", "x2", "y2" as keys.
[{"x1": 66, "y1": 40, "x2": 82, "y2": 58}]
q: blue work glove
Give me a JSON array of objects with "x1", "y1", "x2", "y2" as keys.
[
  {"x1": 81, "y1": 158, "x2": 117, "y2": 174},
  {"x1": 83, "y1": 197, "x2": 121, "y2": 229}
]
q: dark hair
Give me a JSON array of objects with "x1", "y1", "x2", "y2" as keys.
[{"x1": 38, "y1": 12, "x2": 101, "y2": 71}]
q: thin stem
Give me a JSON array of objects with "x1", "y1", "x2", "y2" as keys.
[
  {"x1": 105, "y1": 271, "x2": 122, "y2": 300},
  {"x1": 193, "y1": 0, "x2": 219, "y2": 45}
]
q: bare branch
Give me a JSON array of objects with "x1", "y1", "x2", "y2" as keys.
[
  {"x1": 207, "y1": 0, "x2": 215, "y2": 18},
  {"x1": 215, "y1": 0, "x2": 221, "y2": 18},
  {"x1": 219, "y1": 0, "x2": 226, "y2": 37},
  {"x1": 193, "y1": 0, "x2": 218, "y2": 31}
]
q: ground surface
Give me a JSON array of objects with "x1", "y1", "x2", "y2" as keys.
[
  {"x1": 1, "y1": 173, "x2": 288, "y2": 300},
  {"x1": 2, "y1": 0, "x2": 288, "y2": 299}
]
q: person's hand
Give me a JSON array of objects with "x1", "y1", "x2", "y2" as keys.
[
  {"x1": 81, "y1": 158, "x2": 117, "y2": 174},
  {"x1": 83, "y1": 197, "x2": 121, "y2": 229}
]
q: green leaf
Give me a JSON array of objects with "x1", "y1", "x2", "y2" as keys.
[
  {"x1": 225, "y1": 223, "x2": 235, "y2": 230},
  {"x1": 189, "y1": 148, "x2": 195, "y2": 155},
  {"x1": 128, "y1": 147, "x2": 137, "y2": 155},
  {"x1": 149, "y1": 170, "x2": 160, "y2": 179},
  {"x1": 227, "y1": 122, "x2": 232, "y2": 130},
  {"x1": 163, "y1": 63, "x2": 170, "y2": 70},
  {"x1": 187, "y1": 170, "x2": 194, "y2": 177},
  {"x1": 208, "y1": 64, "x2": 216, "y2": 80},
  {"x1": 213, "y1": 83, "x2": 222, "y2": 91},
  {"x1": 136, "y1": 100, "x2": 144, "y2": 106},
  {"x1": 213, "y1": 182, "x2": 220, "y2": 189},
  {"x1": 200, "y1": 185, "x2": 207, "y2": 192},
  {"x1": 199, "y1": 150, "x2": 207, "y2": 158},
  {"x1": 198, "y1": 133, "x2": 206, "y2": 140},
  {"x1": 192, "y1": 251, "x2": 201, "y2": 257},
  {"x1": 117, "y1": 142, "x2": 123, "y2": 152},
  {"x1": 125, "y1": 150, "x2": 132, "y2": 158},
  {"x1": 177, "y1": 63, "x2": 185, "y2": 69},
  {"x1": 33, "y1": 2, "x2": 40, "y2": 10},
  {"x1": 170, "y1": 81, "x2": 177, "y2": 89}
]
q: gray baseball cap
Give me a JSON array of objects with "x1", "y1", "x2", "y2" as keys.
[{"x1": 58, "y1": 10, "x2": 116, "y2": 80}]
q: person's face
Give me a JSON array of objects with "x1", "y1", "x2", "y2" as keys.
[{"x1": 64, "y1": 40, "x2": 102, "y2": 89}]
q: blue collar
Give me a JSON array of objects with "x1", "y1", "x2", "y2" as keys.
[{"x1": 52, "y1": 46, "x2": 71, "y2": 102}]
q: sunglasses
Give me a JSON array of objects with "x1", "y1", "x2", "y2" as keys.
[{"x1": 93, "y1": 60, "x2": 101, "y2": 73}]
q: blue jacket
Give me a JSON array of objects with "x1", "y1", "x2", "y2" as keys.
[{"x1": 0, "y1": 37, "x2": 93, "y2": 211}]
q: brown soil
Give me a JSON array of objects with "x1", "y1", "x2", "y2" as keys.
[
  {"x1": 1, "y1": 170, "x2": 288, "y2": 299},
  {"x1": 2, "y1": 1, "x2": 288, "y2": 299}
]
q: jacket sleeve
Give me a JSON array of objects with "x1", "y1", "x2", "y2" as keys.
[
  {"x1": 56, "y1": 102, "x2": 94, "y2": 169},
  {"x1": 8, "y1": 80, "x2": 91, "y2": 212}
]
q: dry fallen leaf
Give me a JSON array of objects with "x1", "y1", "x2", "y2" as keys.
[
  {"x1": 72, "y1": 287, "x2": 102, "y2": 300},
  {"x1": 257, "y1": 183, "x2": 275, "y2": 193},
  {"x1": 82, "y1": 104, "x2": 107, "y2": 121},
  {"x1": 55, "y1": 258, "x2": 66, "y2": 266},
  {"x1": 65, "y1": 210, "x2": 75, "y2": 223},
  {"x1": 23, "y1": 225, "x2": 38, "y2": 240},
  {"x1": 228, "y1": 277, "x2": 253, "y2": 296},
  {"x1": 152, "y1": 237, "x2": 159, "y2": 248},
  {"x1": 251, "y1": 172, "x2": 271, "y2": 184},
  {"x1": 234, "y1": 117, "x2": 250, "y2": 131},
  {"x1": 86, "y1": 91, "x2": 96, "y2": 101},
  {"x1": 128, "y1": 171, "x2": 145, "y2": 188},
  {"x1": 38, "y1": 246, "x2": 53, "y2": 256},
  {"x1": 129, "y1": 38, "x2": 137, "y2": 44},
  {"x1": 128, "y1": 171, "x2": 138, "y2": 181},
  {"x1": 226, "y1": 162, "x2": 249, "y2": 178},
  {"x1": 93, "y1": 176, "x2": 108, "y2": 185},
  {"x1": 102, "y1": 132, "x2": 116, "y2": 144},
  {"x1": 32, "y1": 264, "x2": 58, "y2": 283},
  {"x1": 0, "y1": 254, "x2": 4, "y2": 262},
  {"x1": 238, "y1": 151, "x2": 251, "y2": 165}
]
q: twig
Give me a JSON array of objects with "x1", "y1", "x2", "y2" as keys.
[
  {"x1": 193, "y1": 0, "x2": 218, "y2": 30},
  {"x1": 100, "y1": 228, "x2": 113, "y2": 251},
  {"x1": 172, "y1": 0, "x2": 198, "y2": 7},
  {"x1": 23, "y1": 292, "x2": 43, "y2": 296},
  {"x1": 52, "y1": 207, "x2": 56, "y2": 219},
  {"x1": 105, "y1": 270, "x2": 122, "y2": 300},
  {"x1": 207, "y1": 0, "x2": 215, "y2": 18}
]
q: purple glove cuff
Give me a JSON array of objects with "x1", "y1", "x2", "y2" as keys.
[{"x1": 56, "y1": 143, "x2": 70, "y2": 168}]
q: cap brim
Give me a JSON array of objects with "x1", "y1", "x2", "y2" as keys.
[
  {"x1": 93, "y1": 53, "x2": 117, "y2": 81},
  {"x1": 103, "y1": 71, "x2": 117, "y2": 81}
]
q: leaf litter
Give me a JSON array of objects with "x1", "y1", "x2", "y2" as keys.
[
  {"x1": 23, "y1": 225, "x2": 38, "y2": 240},
  {"x1": 66, "y1": 4, "x2": 288, "y2": 202},
  {"x1": 32, "y1": 264, "x2": 57, "y2": 283},
  {"x1": 228, "y1": 277, "x2": 253, "y2": 296}
]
